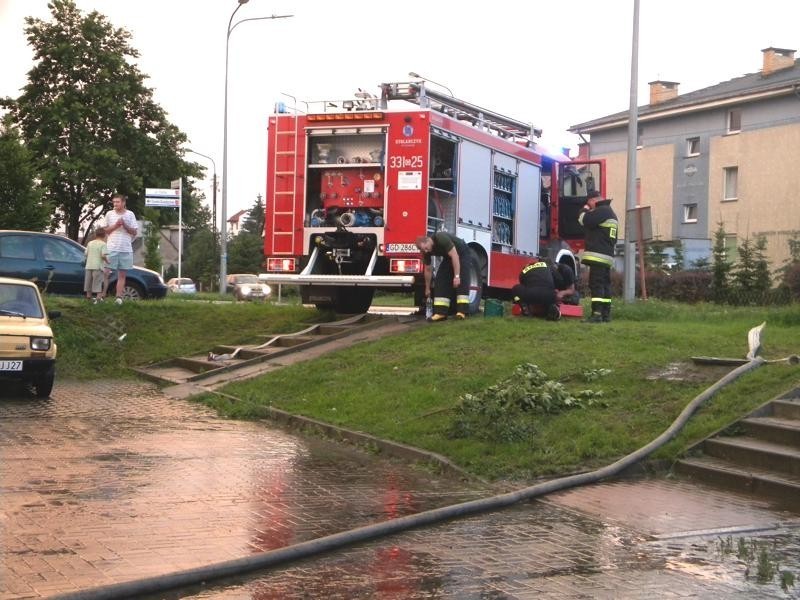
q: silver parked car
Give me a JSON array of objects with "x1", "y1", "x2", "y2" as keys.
[
  {"x1": 227, "y1": 274, "x2": 270, "y2": 302},
  {"x1": 166, "y1": 278, "x2": 197, "y2": 294}
]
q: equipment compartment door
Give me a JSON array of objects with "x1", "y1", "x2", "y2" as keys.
[{"x1": 457, "y1": 141, "x2": 492, "y2": 230}]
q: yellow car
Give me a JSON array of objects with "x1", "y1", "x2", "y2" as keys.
[{"x1": 0, "y1": 277, "x2": 58, "y2": 397}]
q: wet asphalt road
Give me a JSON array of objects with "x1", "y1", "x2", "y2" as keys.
[{"x1": 2, "y1": 379, "x2": 799, "y2": 599}]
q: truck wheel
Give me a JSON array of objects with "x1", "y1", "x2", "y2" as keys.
[
  {"x1": 333, "y1": 287, "x2": 374, "y2": 314},
  {"x1": 34, "y1": 367, "x2": 55, "y2": 398},
  {"x1": 465, "y1": 249, "x2": 483, "y2": 315}
]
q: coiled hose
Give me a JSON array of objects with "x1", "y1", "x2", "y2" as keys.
[{"x1": 54, "y1": 351, "x2": 796, "y2": 600}]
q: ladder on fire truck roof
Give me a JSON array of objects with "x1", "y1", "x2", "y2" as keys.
[
  {"x1": 270, "y1": 97, "x2": 301, "y2": 254},
  {"x1": 379, "y1": 81, "x2": 543, "y2": 142}
]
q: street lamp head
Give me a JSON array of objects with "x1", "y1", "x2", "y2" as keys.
[
  {"x1": 238, "y1": 0, "x2": 250, "y2": 4},
  {"x1": 408, "y1": 72, "x2": 420, "y2": 78}
]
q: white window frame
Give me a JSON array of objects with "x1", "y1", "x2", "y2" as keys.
[
  {"x1": 727, "y1": 109, "x2": 741, "y2": 134},
  {"x1": 723, "y1": 166, "x2": 738, "y2": 201},
  {"x1": 682, "y1": 203, "x2": 698, "y2": 223},
  {"x1": 686, "y1": 137, "x2": 700, "y2": 156}
]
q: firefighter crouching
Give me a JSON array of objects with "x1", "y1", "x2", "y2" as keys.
[
  {"x1": 578, "y1": 190, "x2": 618, "y2": 323},
  {"x1": 415, "y1": 232, "x2": 473, "y2": 321},
  {"x1": 511, "y1": 261, "x2": 576, "y2": 321}
]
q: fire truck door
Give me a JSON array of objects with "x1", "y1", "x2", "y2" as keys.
[
  {"x1": 515, "y1": 161, "x2": 541, "y2": 255},
  {"x1": 458, "y1": 141, "x2": 492, "y2": 231},
  {"x1": 556, "y1": 160, "x2": 605, "y2": 242}
]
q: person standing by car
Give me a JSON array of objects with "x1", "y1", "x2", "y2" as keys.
[
  {"x1": 83, "y1": 227, "x2": 109, "y2": 303},
  {"x1": 104, "y1": 194, "x2": 138, "y2": 305},
  {"x1": 415, "y1": 232, "x2": 473, "y2": 321},
  {"x1": 578, "y1": 190, "x2": 618, "y2": 323}
]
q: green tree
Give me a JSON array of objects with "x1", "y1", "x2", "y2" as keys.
[
  {"x1": 227, "y1": 232, "x2": 264, "y2": 274},
  {"x1": 730, "y1": 236, "x2": 771, "y2": 304},
  {"x1": 671, "y1": 239, "x2": 685, "y2": 272},
  {"x1": 2, "y1": 0, "x2": 201, "y2": 242},
  {"x1": 711, "y1": 223, "x2": 731, "y2": 303},
  {"x1": 0, "y1": 116, "x2": 49, "y2": 230},
  {"x1": 241, "y1": 194, "x2": 266, "y2": 237},
  {"x1": 183, "y1": 228, "x2": 218, "y2": 291},
  {"x1": 143, "y1": 219, "x2": 162, "y2": 274}
]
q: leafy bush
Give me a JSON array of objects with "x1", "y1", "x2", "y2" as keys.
[
  {"x1": 782, "y1": 262, "x2": 800, "y2": 301},
  {"x1": 639, "y1": 270, "x2": 712, "y2": 303},
  {"x1": 448, "y1": 364, "x2": 606, "y2": 443}
]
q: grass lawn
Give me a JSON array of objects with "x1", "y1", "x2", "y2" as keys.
[
  {"x1": 204, "y1": 300, "x2": 800, "y2": 481},
  {"x1": 47, "y1": 295, "x2": 326, "y2": 379}
]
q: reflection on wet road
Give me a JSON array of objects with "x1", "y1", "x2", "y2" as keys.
[{"x1": 1, "y1": 380, "x2": 798, "y2": 599}]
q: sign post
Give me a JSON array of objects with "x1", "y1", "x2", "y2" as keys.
[{"x1": 145, "y1": 182, "x2": 183, "y2": 279}]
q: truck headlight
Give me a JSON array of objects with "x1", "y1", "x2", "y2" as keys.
[
  {"x1": 31, "y1": 337, "x2": 52, "y2": 351},
  {"x1": 241, "y1": 285, "x2": 251, "y2": 296}
]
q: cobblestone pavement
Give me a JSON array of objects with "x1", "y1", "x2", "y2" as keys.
[{"x1": 2, "y1": 380, "x2": 799, "y2": 599}]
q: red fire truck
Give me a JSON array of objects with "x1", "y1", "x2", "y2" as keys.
[{"x1": 261, "y1": 81, "x2": 604, "y2": 314}]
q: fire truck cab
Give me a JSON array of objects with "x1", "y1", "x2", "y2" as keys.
[{"x1": 262, "y1": 81, "x2": 604, "y2": 314}]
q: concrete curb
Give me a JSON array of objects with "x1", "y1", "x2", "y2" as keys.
[{"x1": 209, "y1": 389, "x2": 484, "y2": 484}]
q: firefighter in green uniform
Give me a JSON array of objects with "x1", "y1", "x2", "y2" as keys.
[
  {"x1": 415, "y1": 232, "x2": 473, "y2": 321},
  {"x1": 578, "y1": 190, "x2": 618, "y2": 322}
]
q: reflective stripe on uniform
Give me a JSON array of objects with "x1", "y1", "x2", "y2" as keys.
[
  {"x1": 433, "y1": 297, "x2": 451, "y2": 308},
  {"x1": 581, "y1": 251, "x2": 614, "y2": 267},
  {"x1": 591, "y1": 297, "x2": 612, "y2": 303},
  {"x1": 456, "y1": 295, "x2": 470, "y2": 305}
]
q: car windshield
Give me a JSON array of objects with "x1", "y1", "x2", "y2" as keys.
[
  {"x1": 231, "y1": 275, "x2": 259, "y2": 284},
  {"x1": 177, "y1": 279, "x2": 193, "y2": 285},
  {"x1": 0, "y1": 283, "x2": 44, "y2": 318}
]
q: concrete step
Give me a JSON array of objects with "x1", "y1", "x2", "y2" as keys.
[
  {"x1": 772, "y1": 398, "x2": 800, "y2": 420},
  {"x1": 702, "y1": 436, "x2": 800, "y2": 477},
  {"x1": 675, "y1": 455, "x2": 800, "y2": 505},
  {"x1": 741, "y1": 416, "x2": 800, "y2": 448}
]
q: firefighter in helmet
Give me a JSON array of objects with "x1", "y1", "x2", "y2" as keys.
[
  {"x1": 578, "y1": 190, "x2": 618, "y2": 322},
  {"x1": 415, "y1": 232, "x2": 473, "y2": 321},
  {"x1": 511, "y1": 261, "x2": 576, "y2": 320}
]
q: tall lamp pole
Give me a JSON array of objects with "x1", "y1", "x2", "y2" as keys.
[
  {"x1": 221, "y1": 0, "x2": 293, "y2": 294},
  {"x1": 408, "y1": 71, "x2": 454, "y2": 96},
  {"x1": 623, "y1": 0, "x2": 640, "y2": 303},
  {"x1": 187, "y1": 149, "x2": 218, "y2": 289}
]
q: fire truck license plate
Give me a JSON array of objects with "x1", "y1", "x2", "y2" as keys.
[
  {"x1": 0, "y1": 360, "x2": 23, "y2": 371},
  {"x1": 386, "y1": 243, "x2": 418, "y2": 253}
]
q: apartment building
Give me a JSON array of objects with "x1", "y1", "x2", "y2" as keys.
[{"x1": 570, "y1": 47, "x2": 800, "y2": 270}]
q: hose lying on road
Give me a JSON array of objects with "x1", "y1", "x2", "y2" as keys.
[{"x1": 53, "y1": 335, "x2": 793, "y2": 600}]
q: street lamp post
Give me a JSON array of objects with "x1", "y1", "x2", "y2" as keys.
[
  {"x1": 221, "y1": 0, "x2": 293, "y2": 295},
  {"x1": 187, "y1": 149, "x2": 218, "y2": 290},
  {"x1": 408, "y1": 71, "x2": 454, "y2": 96}
]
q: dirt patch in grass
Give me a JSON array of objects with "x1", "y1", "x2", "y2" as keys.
[{"x1": 646, "y1": 361, "x2": 731, "y2": 384}]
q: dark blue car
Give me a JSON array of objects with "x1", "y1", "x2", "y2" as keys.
[{"x1": 0, "y1": 231, "x2": 167, "y2": 300}]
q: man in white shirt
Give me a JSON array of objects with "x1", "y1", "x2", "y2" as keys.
[{"x1": 105, "y1": 194, "x2": 138, "y2": 304}]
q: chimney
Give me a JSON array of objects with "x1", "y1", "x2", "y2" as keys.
[
  {"x1": 648, "y1": 80, "x2": 679, "y2": 105},
  {"x1": 762, "y1": 47, "x2": 796, "y2": 76}
]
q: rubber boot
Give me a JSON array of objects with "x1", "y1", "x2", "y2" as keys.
[
  {"x1": 583, "y1": 302, "x2": 603, "y2": 323},
  {"x1": 545, "y1": 304, "x2": 561, "y2": 321},
  {"x1": 602, "y1": 304, "x2": 611, "y2": 323}
]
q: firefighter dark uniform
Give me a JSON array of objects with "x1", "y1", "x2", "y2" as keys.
[
  {"x1": 511, "y1": 261, "x2": 575, "y2": 320},
  {"x1": 578, "y1": 192, "x2": 618, "y2": 322},
  {"x1": 419, "y1": 232, "x2": 473, "y2": 320}
]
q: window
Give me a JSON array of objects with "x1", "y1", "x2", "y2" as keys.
[
  {"x1": 723, "y1": 166, "x2": 738, "y2": 201},
  {"x1": 727, "y1": 109, "x2": 741, "y2": 133},
  {"x1": 636, "y1": 125, "x2": 643, "y2": 148},
  {"x1": 0, "y1": 235, "x2": 35, "y2": 259},
  {"x1": 41, "y1": 238, "x2": 84, "y2": 263},
  {"x1": 682, "y1": 203, "x2": 698, "y2": 223},
  {"x1": 686, "y1": 137, "x2": 700, "y2": 156}
]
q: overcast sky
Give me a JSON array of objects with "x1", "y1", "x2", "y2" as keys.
[{"x1": 2, "y1": 0, "x2": 799, "y2": 227}]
